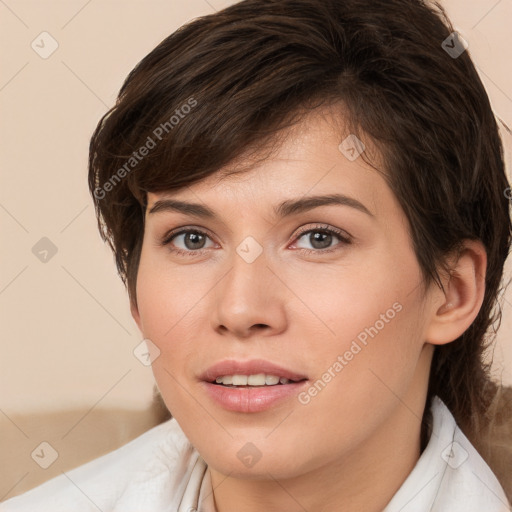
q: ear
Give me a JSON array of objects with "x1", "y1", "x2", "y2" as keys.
[
  {"x1": 130, "y1": 298, "x2": 143, "y2": 334},
  {"x1": 425, "y1": 239, "x2": 487, "y2": 345}
]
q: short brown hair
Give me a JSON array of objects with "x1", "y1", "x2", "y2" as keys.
[{"x1": 88, "y1": 0, "x2": 511, "y2": 468}]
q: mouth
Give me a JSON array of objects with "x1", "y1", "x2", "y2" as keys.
[
  {"x1": 200, "y1": 358, "x2": 308, "y2": 385},
  {"x1": 210, "y1": 373, "x2": 307, "y2": 388},
  {"x1": 200, "y1": 359, "x2": 309, "y2": 413}
]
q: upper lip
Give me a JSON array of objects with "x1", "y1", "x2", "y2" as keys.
[{"x1": 200, "y1": 359, "x2": 308, "y2": 383}]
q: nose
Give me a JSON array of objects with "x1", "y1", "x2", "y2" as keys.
[{"x1": 211, "y1": 248, "x2": 288, "y2": 339}]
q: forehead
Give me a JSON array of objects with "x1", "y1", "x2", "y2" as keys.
[{"x1": 146, "y1": 104, "x2": 392, "y2": 219}]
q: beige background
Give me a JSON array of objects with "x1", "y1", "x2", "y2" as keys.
[{"x1": 1, "y1": 0, "x2": 511, "y2": 436}]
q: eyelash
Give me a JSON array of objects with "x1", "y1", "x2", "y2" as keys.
[{"x1": 159, "y1": 224, "x2": 352, "y2": 258}]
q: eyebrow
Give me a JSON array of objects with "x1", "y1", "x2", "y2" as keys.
[{"x1": 148, "y1": 193, "x2": 374, "y2": 219}]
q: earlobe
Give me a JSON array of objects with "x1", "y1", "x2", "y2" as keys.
[{"x1": 425, "y1": 240, "x2": 487, "y2": 346}]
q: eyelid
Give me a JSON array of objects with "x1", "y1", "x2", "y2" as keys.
[
  {"x1": 292, "y1": 223, "x2": 352, "y2": 243},
  {"x1": 159, "y1": 225, "x2": 217, "y2": 246}
]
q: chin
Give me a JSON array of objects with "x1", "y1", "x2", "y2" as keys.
[{"x1": 201, "y1": 442, "x2": 315, "y2": 481}]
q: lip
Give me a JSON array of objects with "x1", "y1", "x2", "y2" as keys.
[{"x1": 199, "y1": 359, "x2": 309, "y2": 413}]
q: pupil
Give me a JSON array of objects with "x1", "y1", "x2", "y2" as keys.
[
  {"x1": 186, "y1": 232, "x2": 204, "y2": 249},
  {"x1": 311, "y1": 232, "x2": 331, "y2": 249}
]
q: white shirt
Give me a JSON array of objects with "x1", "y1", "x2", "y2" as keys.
[{"x1": 1, "y1": 396, "x2": 510, "y2": 512}]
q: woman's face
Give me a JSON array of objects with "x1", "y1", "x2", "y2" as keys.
[{"x1": 131, "y1": 106, "x2": 439, "y2": 479}]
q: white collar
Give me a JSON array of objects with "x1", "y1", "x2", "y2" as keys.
[{"x1": 383, "y1": 396, "x2": 510, "y2": 511}]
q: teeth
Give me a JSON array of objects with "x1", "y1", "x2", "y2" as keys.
[
  {"x1": 214, "y1": 374, "x2": 294, "y2": 386},
  {"x1": 215, "y1": 375, "x2": 233, "y2": 384},
  {"x1": 265, "y1": 375, "x2": 280, "y2": 385},
  {"x1": 232, "y1": 375, "x2": 248, "y2": 386},
  {"x1": 247, "y1": 374, "x2": 265, "y2": 385}
]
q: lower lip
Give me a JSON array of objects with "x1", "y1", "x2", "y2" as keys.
[{"x1": 201, "y1": 380, "x2": 309, "y2": 413}]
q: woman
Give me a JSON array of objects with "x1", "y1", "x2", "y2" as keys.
[{"x1": 3, "y1": 0, "x2": 511, "y2": 510}]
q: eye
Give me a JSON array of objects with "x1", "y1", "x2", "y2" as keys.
[
  {"x1": 291, "y1": 224, "x2": 352, "y2": 254},
  {"x1": 159, "y1": 223, "x2": 352, "y2": 258},
  {"x1": 160, "y1": 228, "x2": 215, "y2": 257}
]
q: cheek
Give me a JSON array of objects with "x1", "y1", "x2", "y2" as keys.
[
  {"x1": 291, "y1": 297, "x2": 425, "y2": 460},
  {"x1": 135, "y1": 253, "x2": 203, "y2": 340},
  {"x1": 136, "y1": 268, "x2": 199, "y2": 414},
  {"x1": 298, "y1": 254, "x2": 425, "y2": 401},
  {"x1": 293, "y1": 266, "x2": 405, "y2": 352},
  {"x1": 135, "y1": 253, "x2": 213, "y2": 380},
  {"x1": 134, "y1": 280, "x2": 192, "y2": 416}
]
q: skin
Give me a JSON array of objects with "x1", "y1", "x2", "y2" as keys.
[{"x1": 130, "y1": 105, "x2": 486, "y2": 512}]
